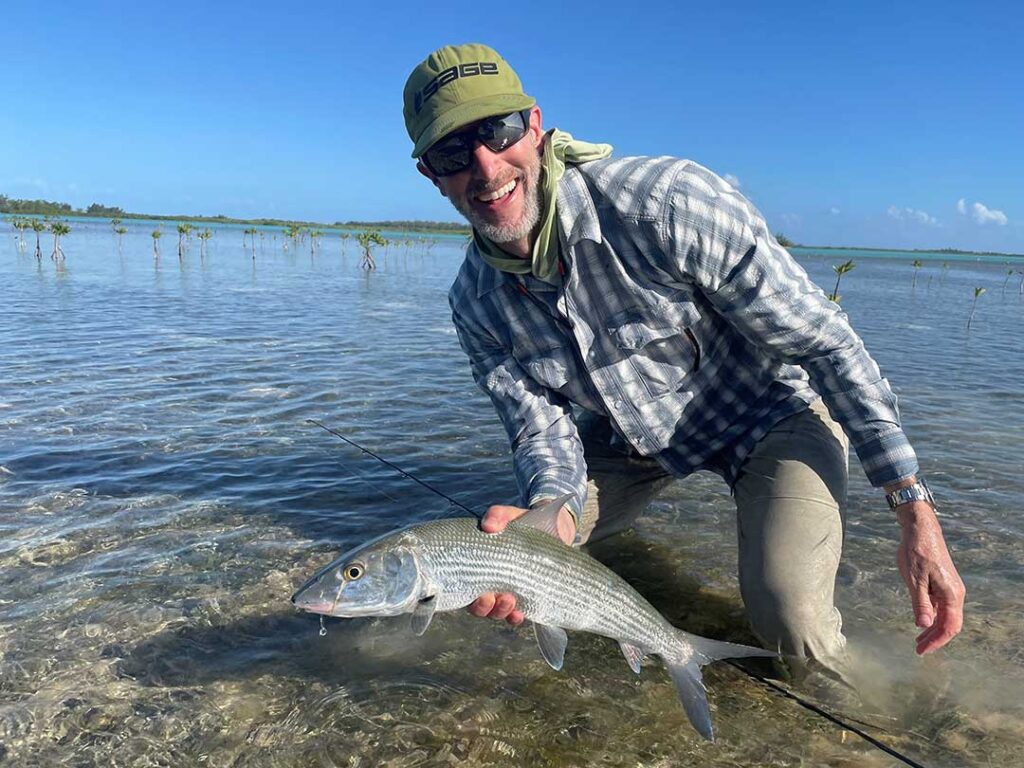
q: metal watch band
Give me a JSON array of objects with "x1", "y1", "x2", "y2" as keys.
[{"x1": 886, "y1": 479, "x2": 936, "y2": 511}]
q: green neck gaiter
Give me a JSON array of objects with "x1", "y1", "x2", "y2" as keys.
[{"x1": 475, "y1": 129, "x2": 612, "y2": 283}]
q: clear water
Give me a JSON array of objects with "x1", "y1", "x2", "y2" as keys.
[{"x1": 2, "y1": 220, "x2": 1022, "y2": 767}]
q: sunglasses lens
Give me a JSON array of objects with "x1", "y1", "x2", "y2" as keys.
[
  {"x1": 479, "y1": 111, "x2": 528, "y2": 152},
  {"x1": 424, "y1": 136, "x2": 473, "y2": 176},
  {"x1": 424, "y1": 111, "x2": 529, "y2": 176}
]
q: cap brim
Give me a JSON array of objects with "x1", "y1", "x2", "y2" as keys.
[{"x1": 411, "y1": 93, "x2": 536, "y2": 158}]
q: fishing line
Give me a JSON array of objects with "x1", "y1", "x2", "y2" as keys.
[
  {"x1": 307, "y1": 419, "x2": 930, "y2": 767},
  {"x1": 724, "y1": 661, "x2": 927, "y2": 768},
  {"x1": 331, "y1": 447, "x2": 405, "y2": 506},
  {"x1": 307, "y1": 419, "x2": 480, "y2": 518}
]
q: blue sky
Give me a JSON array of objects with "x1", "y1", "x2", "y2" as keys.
[{"x1": 3, "y1": 1, "x2": 1022, "y2": 252}]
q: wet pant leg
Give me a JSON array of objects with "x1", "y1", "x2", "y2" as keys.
[
  {"x1": 574, "y1": 402, "x2": 851, "y2": 681},
  {"x1": 733, "y1": 399, "x2": 851, "y2": 680}
]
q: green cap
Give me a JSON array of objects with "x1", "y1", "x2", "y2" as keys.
[{"x1": 403, "y1": 43, "x2": 535, "y2": 159}]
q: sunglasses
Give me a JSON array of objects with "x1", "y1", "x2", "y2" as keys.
[{"x1": 422, "y1": 109, "x2": 532, "y2": 177}]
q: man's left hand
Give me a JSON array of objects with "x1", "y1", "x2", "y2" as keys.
[
  {"x1": 895, "y1": 501, "x2": 966, "y2": 654},
  {"x1": 468, "y1": 502, "x2": 576, "y2": 626}
]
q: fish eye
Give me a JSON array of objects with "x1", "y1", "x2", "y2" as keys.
[{"x1": 343, "y1": 563, "x2": 364, "y2": 581}]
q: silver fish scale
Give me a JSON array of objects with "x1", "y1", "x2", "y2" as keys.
[{"x1": 409, "y1": 518, "x2": 689, "y2": 660}]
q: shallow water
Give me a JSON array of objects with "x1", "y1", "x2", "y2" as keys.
[{"x1": 2, "y1": 221, "x2": 1023, "y2": 767}]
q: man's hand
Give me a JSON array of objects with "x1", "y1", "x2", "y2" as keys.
[
  {"x1": 468, "y1": 502, "x2": 576, "y2": 626},
  {"x1": 895, "y1": 501, "x2": 966, "y2": 654}
]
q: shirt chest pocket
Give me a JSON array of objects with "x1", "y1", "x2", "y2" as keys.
[{"x1": 608, "y1": 302, "x2": 702, "y2": 398}]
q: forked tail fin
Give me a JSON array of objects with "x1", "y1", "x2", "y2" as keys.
[{"x1": 664, "y1": 633, "x2": 777, "y2": 742}]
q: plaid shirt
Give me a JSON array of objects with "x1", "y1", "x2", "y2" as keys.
[{"x1": 449, "y1": 156, "x2": 918, "y2": 517}]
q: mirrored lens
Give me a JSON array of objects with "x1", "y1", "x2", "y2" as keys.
[
  {"x1": 424, "y1": 136, "x2": 473, "y2": 176},
  {"x1": 478, "y1": 111, "x2": 528, "y2": 152},
  {"x1": 423, "y1": 110, "x2": 529, "y2": 176}
]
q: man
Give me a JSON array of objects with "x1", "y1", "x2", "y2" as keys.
[{"x1": 402, "y1": 43, "x2": 965, "y2": 680}]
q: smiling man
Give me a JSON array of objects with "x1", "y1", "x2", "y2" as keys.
[{"x1": 402, "y1": 43, "x2": 965, "y2": 685}]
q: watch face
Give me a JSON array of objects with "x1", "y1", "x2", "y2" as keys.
[{"x1": 888, "y1": 482, "x2": 935, "y2": 510}]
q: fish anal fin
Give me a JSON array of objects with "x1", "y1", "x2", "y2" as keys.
[
  {"x1": 619, "y1": 642, "x2": 644, "y2": 675},
  {"x1": 666, "y1": 660, "x2": 715, "y2": 742},
  {"x1": 518, "y1": 494, "x2": 575, "y2": 539},
  {"x1": 411, "y1": 596, "x2": 437, "y2": 636},
  {"x1": 533, "y1": 623, "x2": 568, "y2": 671}
]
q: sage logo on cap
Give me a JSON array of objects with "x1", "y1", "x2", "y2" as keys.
[
  {"x1": 403, "y1": 43, "x2": 535, "y2": 159},
  {"x1": 413, "y1": 61, "x2": 500, "y2": 114}
]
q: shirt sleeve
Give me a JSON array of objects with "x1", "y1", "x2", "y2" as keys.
[
  {"x1": 660, "y1": 165, "x2": 918, "y2": 487},
  {"x1": 450, "y1": 301, "x2": 588, "y2": 520}
]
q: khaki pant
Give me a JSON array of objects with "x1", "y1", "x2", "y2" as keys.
[{"x1": 576, "y1": 399, "x2": 850, "y2": 677}]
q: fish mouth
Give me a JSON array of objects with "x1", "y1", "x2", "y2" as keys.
[
  {"x1": 292, "y1": 597, "x2": 336, "y2": 615},
  {"x1": 292, "y1": 572, "x2": 347, "y2": 615}
]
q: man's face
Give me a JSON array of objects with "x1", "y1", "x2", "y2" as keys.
[{"x1": 418, "y1": 107, "x2": 544, "y2": 247}]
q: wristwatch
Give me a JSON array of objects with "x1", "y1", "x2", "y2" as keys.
[{"x1": 885, "y1": 478, "x2": 937, "y2": 511}]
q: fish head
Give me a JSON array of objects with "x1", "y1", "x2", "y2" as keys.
[{"x1": 291, "y1": 530, "x2": 426, "y2": 618}]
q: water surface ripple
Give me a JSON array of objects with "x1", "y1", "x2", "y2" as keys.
[{"x1": 2, "y1": 222, "x2": 1022, "y2": 766}]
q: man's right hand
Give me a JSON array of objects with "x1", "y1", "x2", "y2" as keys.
[{"x1": 468, "y1": 502, "x2": 575, "y2": 626}]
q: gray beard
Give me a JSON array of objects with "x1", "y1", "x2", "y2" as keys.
[{"x1": 452, "y1": 160, "x2": 542, "y2": 244}]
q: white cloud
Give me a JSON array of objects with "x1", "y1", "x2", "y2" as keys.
[
  {"x1": 724, "y1": 173, "x2": 741, "y2": 189},
  {"x1": 887, "y1": 205, "x2": 939, "y2": 226},
  {"x1": 956, "y1": 197, "x2": 1008, "y2": 226},
  {"x1": 829, "y1": 207, "x2": 840, "y2": 215},
  {"x1": 973, "y1": 202, "x2": 1007, "y2": 225}
]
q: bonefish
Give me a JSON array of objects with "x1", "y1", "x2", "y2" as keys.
[{"x1": 292, "y1": 495, "x2": 775, "y2": 740}]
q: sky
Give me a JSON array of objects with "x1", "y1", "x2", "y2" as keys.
[{"x1": 3, "y1": 0, "x2": 1022, "y2": 252}]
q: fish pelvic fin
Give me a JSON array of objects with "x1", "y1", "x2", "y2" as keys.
[
  {"x1": 411, "y1": 596, "x2": 437, "y2": 636},
  {"x1": 533, "y1": 623, "x2": 568, "y2": 671},
  {"x1": 666, "y1": 632, "x2": 776, "y2": 742}
]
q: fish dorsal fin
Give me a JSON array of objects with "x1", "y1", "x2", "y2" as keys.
[
  {"x1": 517, "y1": 493, "x2": 575, "y2": 538},
  {"x1": 619, "y1": 642, "x2": 644, "y2": 674},
  {"x1": 411, "y1": 596, "x2": 437, "y2": 636},
  {"x1": 533, "y1": 623, "x2": 568, "y2": 671}
]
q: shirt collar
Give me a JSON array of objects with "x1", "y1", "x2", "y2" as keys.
[
  {"x1": 556, "y1": 165, "x2": 603, "y2": 248},
  {"x1": 474, "y1": 165, "x2": 603, "y2": 298}
]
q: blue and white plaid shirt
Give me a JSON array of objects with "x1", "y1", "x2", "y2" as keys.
[{"x1": 449, "y1": 156, "x2": 918, "y2": 517}]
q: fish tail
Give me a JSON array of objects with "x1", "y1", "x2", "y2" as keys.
[{"x1": 664, "y1": 632, "x2": 776, "y2": 742}]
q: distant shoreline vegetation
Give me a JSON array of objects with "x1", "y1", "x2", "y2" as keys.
[
  {"x1": 791, "y1": 243, "x2": 1023, "y2": 259},
  {"x1": 774, "y1": 231, "x2": 1021, "y2": 259},
  {"x1": 0, "y1": 195, "x2": 471, "y2": 236},
  {"x1": 3, "y1": 194, "x2": 1020, "y2": 257}
]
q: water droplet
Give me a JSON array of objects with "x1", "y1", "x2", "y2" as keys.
[{"x1": 319, "y1": 615, "x2": 327, "y2": 637}]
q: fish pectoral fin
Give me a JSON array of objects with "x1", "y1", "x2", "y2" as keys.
[
  {"x1": 666, "y1": 660, "x2": 715, "y2": 742},
  {"x1": 518, "y1": 493, "x2": 575, "y2": 539},
  {"x1": 411, "y1": 596, "x2": 437, "y2": 636},
  {"x1": 533, "y1": 623, "x2": 568, "y2": 671},
  {"x1": 619, "y1": 642, "x2": 644, "y2": 675}
]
